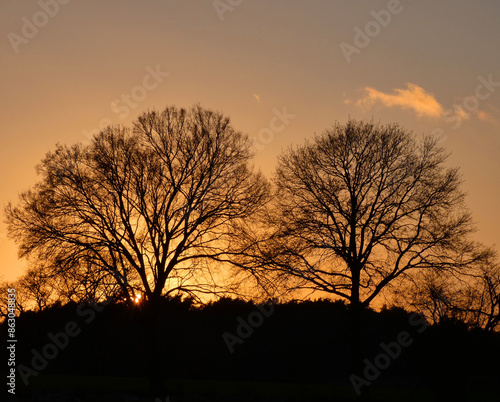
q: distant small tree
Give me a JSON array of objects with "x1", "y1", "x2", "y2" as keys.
[
  {"x1": 0, "y1": 279, "x2": 32, "y2": 319},
  {"x1": 16, "y1": 264, "x2": 62, "y2": 311},
  {"x1": 476, "y1": 261, "x2": 500, "y2": 331},
  {"x1": 5, "y1": 105, "x2": 269, "y2": 306},
  {"x1": 397, "y1": 252, "x2": 499, "y2": 331}
]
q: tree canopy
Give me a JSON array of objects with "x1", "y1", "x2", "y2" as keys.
[
  {"x1": 5, "y1": 105, "x2": 269, "y2": 305},
  {"x1": 234, "y1": 120, "x2": 489, "y2": 308}
]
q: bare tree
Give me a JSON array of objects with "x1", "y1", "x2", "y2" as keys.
[
  {"x1": 476, "y1": 261, "x2": 500, "y2": 331},
  {"x1": 0, "y1": 267, "x2": 59, "y2": 319},
  {"x1": 16, "y1": 264, "x2": 63, "y2": 311},
  {"x1": 0, "y1": 280, "x2": 31, "y2": 319},
  {"x1": 396, "y1": 252, "x2": 500, "y2": 331},
  {"x1": 5, "y1": 105, "x2": 269, "y2": 306},
  {"x1": 232, "y1": 120, "x2": 487, "y2": 384}
]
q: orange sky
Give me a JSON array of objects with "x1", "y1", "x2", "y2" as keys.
[{"x1": 1, "y1": 0, "x2": 499, "y2": 282}]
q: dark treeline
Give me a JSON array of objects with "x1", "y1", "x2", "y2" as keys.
[{"x1": 4, "y1": 297, "x2": 500, "y2": 400}]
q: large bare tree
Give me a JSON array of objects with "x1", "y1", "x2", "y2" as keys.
[
  {"x1": 231, "y1": 120, "x2": 488, "y2": 389},
  {"x1": 5, "y1": 105, "x2": 269, "y2": 305}
]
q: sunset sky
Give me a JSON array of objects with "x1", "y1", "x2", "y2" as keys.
[{"x1": 1, "y1": 0, "x2": 499, "y2": 282}]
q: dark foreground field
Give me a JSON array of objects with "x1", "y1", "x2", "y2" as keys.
[
  {"x1": 10, "y1": 375, "x2": 500, "y2": 402},
  {"x1": 3, "y1": 298, "x2": 500, "y2": 401}
]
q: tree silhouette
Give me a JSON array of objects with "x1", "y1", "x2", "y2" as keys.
[
  {"x1": 231, "y1": 120, "x2": 487, "y2": 393},
  {"x1": 5, "y1": 105, "x2": 269, "y2": 306},
  {"x1": 0, "y1": 280, "x2": 29, "y2": 319},
  {"x1": 396, "y1": 252, "x2": 499, "y2": 331}
]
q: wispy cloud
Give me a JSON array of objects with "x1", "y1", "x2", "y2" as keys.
[
  {"x1": 253, "y1": 93, "x2": 261, "y2": 103},
  {"x1": 355, "y1": 83, "x2": 444, "y2": 118},
  {"x1": 349, "y1": 82, "x2": 495, "y2": 126},
  {"x1": 477, "y1": 110, "x2": 490, "y2": 121},
  {"x1": 444, "y1": 104, "x2": 495, "y2": 124},
  {"x1": 471, "y1": 107, "x2": 495, "y2": 122}
]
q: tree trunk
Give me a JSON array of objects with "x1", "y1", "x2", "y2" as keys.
[
  {"x1": 144, "y1": 298, "x2": 165, "y2": 398},
  {"x1": 350, "y1": 269, "x2": 370, "y2": 400}
]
